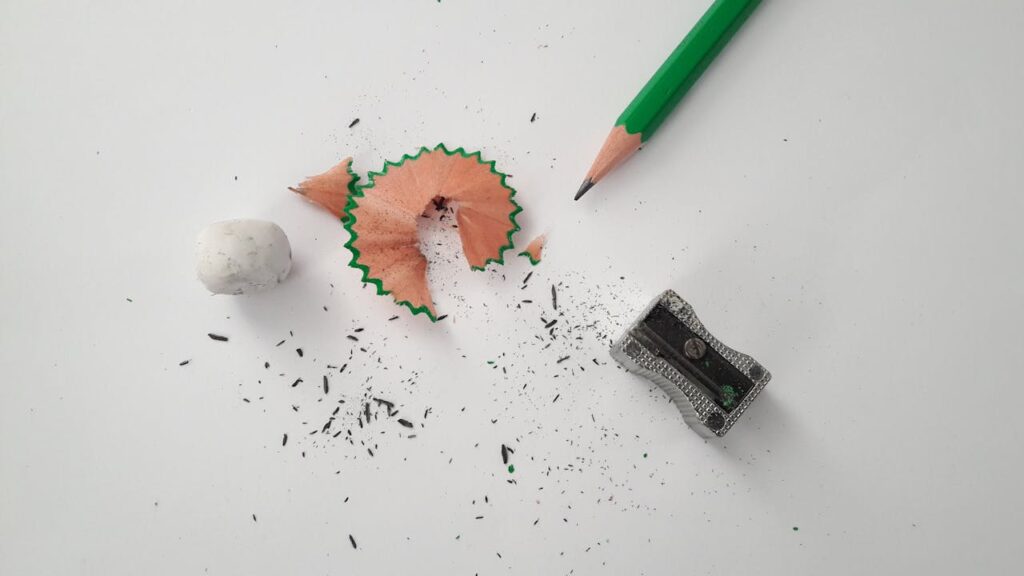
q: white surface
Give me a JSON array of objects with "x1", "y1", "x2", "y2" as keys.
[{"x1": 2, "y1": 1, "x2": 1023, "y2": 574}]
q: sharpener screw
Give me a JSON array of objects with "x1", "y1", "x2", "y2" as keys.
[
  {"x1": 683, "y1": 337, "x2": 707, "y2": 360},
  {"x1": 706, "y1": 413, "x2": 725, "y2": 432},
  {"x1": 749, "y1": 364, "x2": 764, "y2": 380}
]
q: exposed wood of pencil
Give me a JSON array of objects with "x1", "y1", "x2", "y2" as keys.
[{"x1": 575, "y1": 125, "x2": 643, "y2": 200}]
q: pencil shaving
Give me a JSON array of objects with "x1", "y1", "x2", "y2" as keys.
[
  {"x1": 344, "y1": 144, "x2": 521, "y2": 321},
  {"x1": 290, "y1": 157, "x2": 360, "y2": 220},
  {"x1": 519, "y1": 233, "x2": 546, "y2": 265}
]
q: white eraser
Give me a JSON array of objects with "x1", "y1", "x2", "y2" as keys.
[{"x1": 195, "y1": 219, "x2": 292, "y2": 295}]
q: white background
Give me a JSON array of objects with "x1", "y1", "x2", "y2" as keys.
[{"x1": 2, "y1": 1, "x2": 1023, "y2": 574}]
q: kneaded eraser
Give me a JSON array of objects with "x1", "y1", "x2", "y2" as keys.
[{"x1": 195, "y1": 219, "x2": 291, "y2": 295}]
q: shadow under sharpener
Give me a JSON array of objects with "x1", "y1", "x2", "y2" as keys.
[{"x1": 610, "y1": 290, "x2": 770, "y2": 438}]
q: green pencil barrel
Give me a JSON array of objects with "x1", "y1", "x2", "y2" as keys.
[{"x1": 616, "y1": 0, "x2": 762, "y2": 141}]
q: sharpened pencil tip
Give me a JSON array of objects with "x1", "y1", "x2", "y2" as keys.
[{"x1": 574, "y1": 179, "x2": 594, "y2": 201}]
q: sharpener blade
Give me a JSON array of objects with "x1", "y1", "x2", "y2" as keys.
[{"x1": 610, "y1": 290, "x2": 770, "y2": 437}]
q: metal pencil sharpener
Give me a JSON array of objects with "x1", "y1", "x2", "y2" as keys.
[{"x1": 610, "y1": 290, "x2": 770, "y2": 438}]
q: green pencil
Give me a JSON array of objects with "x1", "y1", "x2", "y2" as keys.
[{"x1": 575, "y1": 0, "x2": 763, "y2": 200}]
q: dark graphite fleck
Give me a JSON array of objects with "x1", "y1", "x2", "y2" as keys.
[
  {"x1": 229, "y1": 267, "x2": 634, "y2": 478},
  {"x1": 349, "y1": 534, "x2": 358, "y2": 548},
  {"x1": 348, "y1": 118, "x2": 360, "y2": 128},
  {"x1": 207, "y1": 333, "x2": 228, "y2": 342}
]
